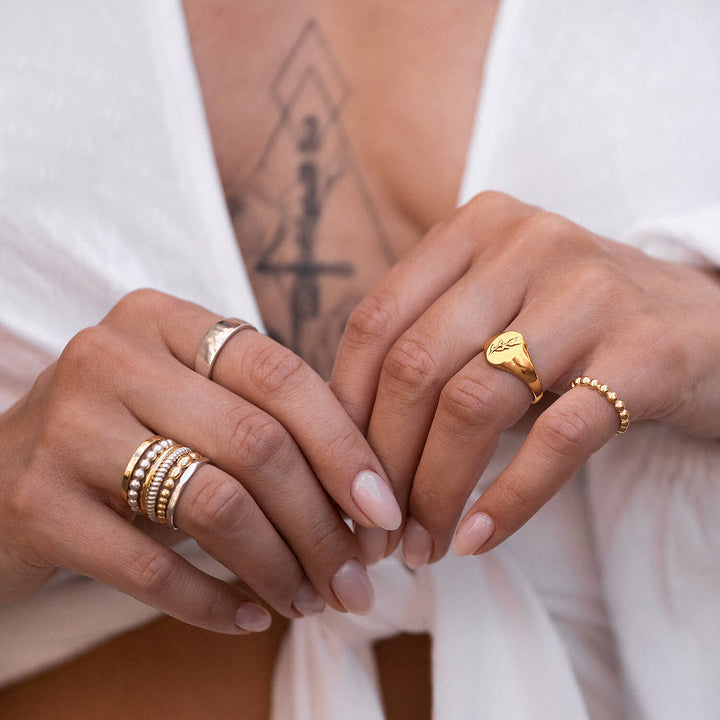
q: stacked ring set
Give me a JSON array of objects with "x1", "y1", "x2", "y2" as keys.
[{"x1": 122, "y1": 436, "x2": 208, "y2": 529}]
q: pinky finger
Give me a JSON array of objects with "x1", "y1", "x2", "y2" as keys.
[
  {"x1": 453, "y1": 381, "x2": 623, "y2": 555},
  {"x1": 57, "y1": 500, "x2": 271, "y2": 634}
]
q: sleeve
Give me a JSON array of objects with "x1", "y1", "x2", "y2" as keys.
[{"x1": 620, "y1": 202, "x2": 720, "y2": 268}]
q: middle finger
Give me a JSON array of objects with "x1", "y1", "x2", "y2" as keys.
[
  {"x1": 364, "y1": 260, "x2": 529, "y2": 553},
  {"x1": 405, "y1": 292, "x2": 605, "y2": 564}
]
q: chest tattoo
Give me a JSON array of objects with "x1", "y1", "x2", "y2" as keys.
[{"x1": 228, "y1": 20, "x2": 394, "y2": 376}]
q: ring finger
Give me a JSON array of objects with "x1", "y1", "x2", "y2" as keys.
[
  {"x1": 403, "y1": 296, "x2": 608, "y2": 564},
  {"x1": 84, "y1": 420, "x2": 323, "y2": 619},
  {"x1": 452, "y1": 362, "x2": 634, "y2": 556},
  {"x1": 115, "y1": 359, "x2": 373, "y2": 616}
]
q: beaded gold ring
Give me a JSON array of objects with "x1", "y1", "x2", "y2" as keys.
[{"x1": 569, "y1": 377, "x2": 630, "y2": 434}]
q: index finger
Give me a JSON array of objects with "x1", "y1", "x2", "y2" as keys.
[
  {"x1": 453, "y1": 377, "x2": 628, "y2": 555},
  {"x1": 329, "y1": 220, "x2": 475, "y2": 432}
]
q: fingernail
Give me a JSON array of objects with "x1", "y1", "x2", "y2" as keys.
[
  {"x1": 351, "y1": 470, "x2": 402, "y2": 531},
  {"x1": 330, "y1": 558, "x2": 374, "y2": 614},
  {"x1": 402, "y1": 518, "x2": 433, "y2": 569},
  {"x1": 291, "y1": 579, "x2": 325, "y2": 616},
  {"x1": 234, "y1": 602, "x2": 272, "y2": 632},
  {"x1": 452, "y1": 512, "x2": 495, "y2": 556},
  {"x1": 355, "y1": 525, "x2": 388, "y2": 566}
]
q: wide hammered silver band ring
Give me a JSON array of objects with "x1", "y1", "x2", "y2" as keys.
[{"x1": 195, "y1": 318, "x2": 257, "y2": 380}]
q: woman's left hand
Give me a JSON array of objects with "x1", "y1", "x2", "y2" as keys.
[{"x1": 330, "y1": 191, "x2": 720, "y2": 567}]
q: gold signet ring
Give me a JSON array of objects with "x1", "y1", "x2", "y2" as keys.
[{"x1": 484, "y1": 331, "x2": 544, "y2": 404}]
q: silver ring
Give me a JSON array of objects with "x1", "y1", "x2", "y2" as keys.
[
  {"x1": 195, "y1": 318, "x2": 257, "y2": 379},
  {"x1": 166, "y1": 460, "x2": 207, "y2": 529}
]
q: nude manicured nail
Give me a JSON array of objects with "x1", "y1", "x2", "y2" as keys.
[
  {"x1": 402, "y1": 518, "x2": 433, "y2": 570},
  {"x1": 355, "y1": 525, "x2": 388, "y2": 567},
  {"x1": 330, "y1": 558, "x2": 374, "y2": 614},
  {"x1": 234, "y1": 602, "x2": 272, "y2": 632},
  {"x1": 351, "y1": 470, "x2": 402, "y2": 531},
  {"x1": 292, "y1": 579, "x2": 326, "y2": 617},
  {"x1": 452, "y1": 512, "x2": 495, "y2": 557}
]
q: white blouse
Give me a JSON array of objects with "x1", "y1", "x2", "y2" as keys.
[{"x1": 0, "y1": 2, "x2": 718, "y2": 718}]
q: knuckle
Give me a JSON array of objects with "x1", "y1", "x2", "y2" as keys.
[
  {"x1": 321, "y1": 428, "x2": 361, "y2": 469},
  {"x1": 247, "y1": 344, "x2": 309, "y2": 398},
  {"x1": 224, "y1": 407, "x2": 287, "y2": 471},
  {"x1": 3, "y1": 471, "x2": 38, "y2": 528},
  {"x1": 512, "y1": 212, "x2": 584, "y2": 261},
  {"x1": 423, "y1": 216, "x2": 453, "y2": 242},
  {"x1": 130, "y1": 546, "x2": 175, "y2": 597},
  {"x1": 343, "y1": 292, "x2": 397, "y2": 347},
  {"x1": 520, "y1": 210, "x2": 573, "y2": 243},
  {"x1": 409, "y1": 485, "x2": 447, "y2": 530},
  {"x1": 439, "y1": 374, "x2": 501, "y2": 429},
  {"x1": 494, "y1": 479, "x2": 533, "y2": 517},
  {"x1": 459, "y1": 190, "x2": 526, "y2": 234},
  {"x1": 464, "y1": 190, "x2": 516, "y2": 217},
  {"x1": 110, "y1": 288, "x2": 173, "y2": 320},
  {"x1": 185, "y1": 588, "x2": 229, "y2": 630},
  {"x1": 189, "y1": 475, "x2": 255, "y2": 537},
  {"x1": 57, "y1": 325, "x2": 122, "y2": 380},
  {"x1": 382, "y1": 334, "x2": 441, "y2": 394},
  {"x1": 311, "y1": 517, "x2": 352, "y2": 562},
  {"x1": 536, "y1": 406, "x2": 592, "y2": 459}
]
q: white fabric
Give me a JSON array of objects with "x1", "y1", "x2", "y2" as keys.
[
  {"x1": 274, "y1": 433, "x2": 622, "y2": 720},
  {"x1": 0, "y1": 2, "x2": 718, "y2": 719},
  {"x1": 589, "y1": 425, "x2": 720, "y2": 718}
]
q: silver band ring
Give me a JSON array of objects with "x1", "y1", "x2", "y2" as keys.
[
  {"x1": 195, "y1": 318, "x2": 257, "y2": 380},
  {"x1": 166, "y1": 459, "x2": 208, "y2": 529}
]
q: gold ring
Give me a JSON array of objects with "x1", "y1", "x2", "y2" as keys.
[
  {"x1": 195, "y1": 318, "x2": 257, "y2": 380},
  {"x1": 123, "y1": 436, "x2": 207, "y2": 526},
  {"x1": 570, "y1": 377, "x2": 630, "y2": 434},
  {"x1": 484, "y1": 330, "x2": 544, "y2": 404}
]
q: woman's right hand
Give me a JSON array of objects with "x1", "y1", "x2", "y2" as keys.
[{"x1": 0, "y1": 289, "x2": 401, "y2": 633}]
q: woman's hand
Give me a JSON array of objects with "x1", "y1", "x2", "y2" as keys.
[
  {"x1": 0, "y1": 289, "x2": 401, "y2": 632},
  {"x1": 330, "y1": 191, "x2": 720, "y2": 567}
]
